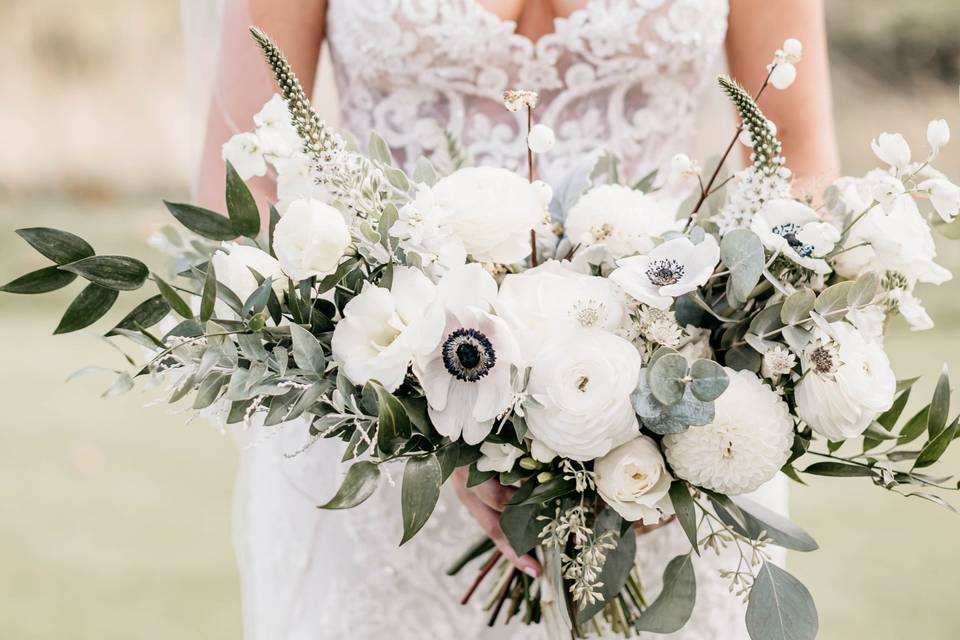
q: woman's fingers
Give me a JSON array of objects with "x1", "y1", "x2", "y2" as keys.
[
  {"x1": 459, "y1": 488, "x2": 542, "y2": 577},
  {"x1": 450, "y1": 468, "x2": 515, "y2": 512}
]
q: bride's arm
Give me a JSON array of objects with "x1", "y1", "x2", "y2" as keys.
[
  {"x1": 195, "y1": 0, "x2": 327, "y2": 211},
  {"x1": 726, "y1": 0, "x2": 840, "y2": 194}
]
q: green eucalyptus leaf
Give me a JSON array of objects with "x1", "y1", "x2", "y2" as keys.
[
  {"x1": 780, "y1": 289, "x2": 815, "y2": 324},
  {"x1": 634, "y1": 554, "x2": 697, "y2": 633},
  {"x1": 319, "y1": 460, "x2": 380, "y2": 509},
  {"x1": 61, "y1": 256, "x2": 149, "y2": 291},
  {"x1": 649, "y1": 353, "x2": 689, "y2": 405},
  {"x1": 847, "y1": 271, "x2": 880, "y2": 307},
  {"x1": 15, "y1": 227, "x2": 94, "y2": 264},
  {"x1": 746, "y1": 562, "x2": 818, "y2": 640},
  {"x1": 0, "y1": 265, "x2": 77, "y2": 294},
  {"x1": 732, "y1": 496, "x2": 818, "y2": 552},
  {"x1": 163, "y1": 200, "x2": 238, "y2": 241},
  {"x1": 720, "y1": 229, "x2": 764, "y2": 305},
  {"x1": 927, "y1": 366, "x2": 951, "y2": 439},
  {"x1": 400, "y1": 453, "x2": 442, "y2": 545},
  {"x1": 153, "y1": 274, "x2": 194, "y2": 319},
  {"x1": 54, "y1": 283, "x2": 119, "y2": 334},
  {"x1": 689, "y1": 359, "x2": 729, "y2": 402},
  {"x1": 669, "y1": 481, "x2": 699, "y2": 553},
  {"x1": 289, "y1": 324, "x2": 325, "y2": 374},
  {"x1": 225, "y1": 161, "x2": 261, "y2": 237},
  {"x1": 106, "y1": 294, "x2": 170, "y2": 336},
  {"x1": 725, "y1": 344, "x2": 762, "y2": 372},
  {"x1": 813, "y1": 281, "x2": 854, "y2": 319}
]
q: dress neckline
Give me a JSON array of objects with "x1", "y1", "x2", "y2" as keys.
[{"x1": 470, "y1": 0, "x2": 597, "y2": 46}]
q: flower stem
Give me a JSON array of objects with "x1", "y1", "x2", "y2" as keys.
[{"x1": 527, "y1": 105, "x2": 539, "y2": 267}]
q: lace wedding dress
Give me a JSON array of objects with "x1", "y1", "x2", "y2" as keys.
[{"x1": 193, "y1": 1, "x2": 790, "y2": 638}]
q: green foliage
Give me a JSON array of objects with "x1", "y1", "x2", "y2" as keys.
[
  {"x1": 61, "y1": 255, "x2": 149, "y2": 291},
  {"x1": 318, "y1": 461, "x2": 380, "y2": 509},
  {"x1": 163, "y1": 201, "x2": 238, "y2": 241},
  {"x1": 746, "y1": 562, "x2": 818, "y2": 640},
  {"x1": 54, "y1": 283, "x2": 119, "y2": 334},
  {"x1": 720, "y1": 229, "x2": 765, "y2": 306},
  {"x1": 0, "y1": 265, "x2": 77, "y2": 294},
  {"x1": 718, "y1": 75, "x2": 783, "y2": 175},
  {"x1": 15, "y1": 227, "x2": 94, "y2": 265},
  {"x1": 633, "y1": 554, "x2": 696, "y2": 633},
  {"x1": 400, "y1": 453, "x2": 442, "y2": 544},
  {"x1": 224, "y1": 162, "x2": 261, "y2": 238}
]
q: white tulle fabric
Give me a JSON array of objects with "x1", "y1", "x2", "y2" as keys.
[{"x1": 201, "y1": 1, "x2": 790, "y2": 638}]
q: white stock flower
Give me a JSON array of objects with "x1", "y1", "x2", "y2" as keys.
[
  {"x1": 222, "y1": 132, "x2": 267, "y2": 180},
  {"x1": 870, "y1": 132, "x2": 912, "y2": 171},
  {"x1": 253, "y1": 94, "x2": 301, "y2": 157},
  {"x1": 610, "y1": 235, "x2": 720, "y2": 310},
  {"x1": 477, "y1": 442, "x2": 525, "y2": 473},
  {"x1": 663, "y1": 369, "x2": 794, "y2": 495},
  {"x1": 210, "y1": 243, "x2": 285, "y2": 303},
  {"x1": 918, "y1": 178, "x2": 960, "y2": 223},
  {"x1": 927, "y1": 119, "x2": 950, "y2": 152},
  {"x1": 524, "y1": 327, "x2": 642, "y2": 461},
  {"x1": 770, "y1": 63, "x2": 797, "y2": 90},
  {"x1": 527, "y1": 124, "x2": 556, "y2": 154},
  {"x1": 331, "y1": 267, "x2": 444, "y2": 392},
  {"x1": 794, "y1": 322, "x2": 896, "y2": 440},
  {"x1": 428, "y1": 167, "x2": 546, "y2": 264},
  {"x1": 595, "y1": 436, "x2": 674, "y2": 523},
  {"x1": 391, "y1": 184, "x2": 467, "y2": 279},
  {"x1": 414, "y1": 265, "x2": 520, "y2": 444},
  {"x1": 564, "y1": 185, "x2": 681, "y2": 262},
  {"x1": 273, "y1": 198, "x2": 352, "y2": 282},
  {"x1": 888, "y1": 287, "x2": 934, "y2": 331},
  {"x1": 751, "y1": 199, "x2": 839, "y2": 274},
  {"x1": 274, "y1": 154, "x2": 330, "y2": 213}
]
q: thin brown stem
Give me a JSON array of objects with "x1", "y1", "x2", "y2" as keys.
[
  {"x1": 461, "y1": 550, "x2": 503, "y2": 605},
  {"x1": 527, "y1": 106, "x2": 539, "y2": 267}
]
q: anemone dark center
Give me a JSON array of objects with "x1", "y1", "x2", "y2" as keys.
[
  {"x1": 442, "y1": 328, "x2": 496, "y2": 382},
  {"x1": 645, "y1": 258, "x2": 685, "y2": 287},
  {"x1": 771, "y1": 223, "x2": 814, "y2": 258}
]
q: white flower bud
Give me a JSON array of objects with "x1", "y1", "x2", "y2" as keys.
[
  {"x1": 770, "y1": 62, "x2": 797, "y2": 90},
  {"x1": 738, "y1": 129, "x2": 754, "y2": 147},
  {"x1": 527, "y1": 123, "x2": 556, "y2": 154},
  {"x1": 530, "y1": 179, "x2": 554, "y2": 208},
  {"x1": 870, "y1": 132, "x2": 912, "y2": 170},
  {"x1": 782, "y1": 38, "x2": 803, "y2": 61},
  {"x1": 927, "y1": 119, "x2": 951, "y2": 152}
]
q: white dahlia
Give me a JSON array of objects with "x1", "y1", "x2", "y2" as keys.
[{"x1": 663, "y1": 369, "x2": 794, "y2": 495}]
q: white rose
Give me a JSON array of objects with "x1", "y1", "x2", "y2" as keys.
[
  {"x1": 477, "y1": 442, "x2": 525, "y2": 473},
  {"x1": 331, "y1": 267, "x2": 444, "y2": 392},
  {"x1": 595, "y1": 436, "x2": 674, "y2": 523},
  {"x1": 870, "y1": 132, "x2": 912, "y2": 171},
  {"x1": 927, "y1": 119, "x2": 950, "y2": 152},
  {"x1": 564, "y1": 184, "x2": 681, "y2": 262},
  {"x1": 222, "y1": 132, "x2": 267, "y2": 181},
  {"x1": 273, "y1": 198, "x2": 352, "y2": 282},
  {"x1": 524, "y1": 327, "x2": 642, "y2": 461},
  {"x1": 610, "y1": 235, "x2": 720, "y2": 310},
  {"x1": 794, "y1": 322, "x2": 896, "y2": 440},
  {"x1": 427, "y1": 167, "x2": 545, "y2": 264},
  {"x1": 210, "y1": 243, "x2": 285, "y2": 303}
]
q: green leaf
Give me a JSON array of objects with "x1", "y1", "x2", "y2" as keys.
[
  {"x1": 927, "y1": 365, "x2": 951, "y2": 439},
  {"x1": 847, "y1": 271, "x2": 880, "y2": 307},
  {"x1": 445, "y1": 537, "x2": 495, "y2": 576},
  {"x1": 780, "y1": 289, "x2": 815, "y2": 324},
  {"x1": 507, "y1": 475, "x2": 575, "y2": 507},
  {"x1": 106, "y1": 294, "x2": 170, "y2": 336},
  {"x1": 467, "y1": 462, "x2": 496, "y2": 487},
  {"x1": 268, "y1": 204, "x2": 281, "y2": 258},
  {"x1": 802, "y1": 461, "x2": 874, "y2": 477},
  {"x1": 400, "y1": 454, "x2": 442, "y2": 545},
  {"x1": 669, "y1": 481, "x2": 699, "y2": 553},
  {"x1": 899, "y1": 405, "x2": 930, "y2": 445},
  {"x1": 412, "y1": 157, "x2": 438, "y2": 186},
  {"x1": 732, "y1": 496, "x2": 818, "y2": 552},
  {"x1": 576, "y1": 508, "x2": 637, "y2": 624},
  {"x1": 200, "y1": 262, "x2": 217, "y2": 322},
  {"x1": 289, "y1": 324, "x2": 325, "y2": 374},
  {"x1": 54, "y1": 284, "x2": 119, "y2": 334},
  {"x1": 153, "y1": 274, "x2": 194, "y2": 319},
  {"x1": 367, "y1": 131, "x2": 393, "y2": 165},
  {"x1": 725, "y1": 344, "x2": 762, "y2": 373},
  {"x1": 634, "y1": 554, "x2": 697, "y2": 633},
  {"x1": 366, "y1": 380, "x2": 412, "y2": 455},
  {"x1": 318, "y1": 461, "x2": 380, "y2": 509},
  {"x1": 163, "y1": 200, "x2": 239, "y2": 241},
  {"x1": 15, "y1": 227, "x2": 94, "y2": 264},
  {"x1": 689, "y1": 359, "x2": 729, "y2": 402},
  {"x1": 877, "y1": 388, "x2": 911, "y2": 431},
  {"x1": 241, "y1": 277, "x2": 274, "y2": 317},
  {"x1": 896, "y1": 376, "x2": 921, "y2": 394},
  {"x1": 649, "y1": 353, "x2": 689, "y2": 405},
  {"x1": 0, "y1": 265, "x2": 77, "y2": 294},
  {"x1": 224, "y1": 161, "x2": 261, "y2": 237},
  {"x1": 745, "y1": 562, "x2": 818, "y2": 640},
  {"x1": 914, "y1": 419, "x2": 958, "y2": 469},
  {"x1": 813, "y1": 281, "x2": 854, "y2": 318},
  {"x1": 60, "y1": 256, "x2": 149, "y2": 291},
  {"x1": 720, "y1": 229, "x2": 764, "y2": 305},
  {"x1": 500, "y1": 485, "x2": 544, "y2": 556},
  {"x1": 384, "y1": 167, "x2": 410, "y2": 192}
]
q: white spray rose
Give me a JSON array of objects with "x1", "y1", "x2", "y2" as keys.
[
  {"x1": 273, "y1": 198, "x2": 352, "y2": 282},
  {"x1": 610, "y1": 235, "x2": 720, "y2": 310},
  {"x1": 524, "y1": 327, "x2": 642, "y2": 461},
  {"x1": 595, "y1": 436, "x2": 674, "y2": 523},
  {"x1": 210, "y1": 243, "x2": 286, "y2": 303},
  {"x1": 477, "y1": 442, "x2": 525, "y2": 473},
  {"x1": 794, "y1": 322, "x2": 896, "y2": 440},
  {"x1": 427, "y1": 167, "x2": 546, "y2": 264}
]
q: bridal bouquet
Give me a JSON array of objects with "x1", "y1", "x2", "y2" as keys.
[{"x1": 5, "y1": 29, "x2": 960, "y2": 639}]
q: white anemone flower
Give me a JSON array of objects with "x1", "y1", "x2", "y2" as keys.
[
  {"x1": 751, "y1": 199, "x2": 840, "y2": 274},
  {"x1": 610, "y1": 235, "x2": 720, "y2": 310},
  {"x1": 794, "y1": 322, "x2": 896, "y2": 440},
  {"x1": 413, "y1": 264, "x2": 521, "y2": 444},
  {"x1": 331, "y1": 267, "x2": 444, "y2": 392},
  {"x1": 870, "y1": 132, "x2": 912, "y2": 172}
]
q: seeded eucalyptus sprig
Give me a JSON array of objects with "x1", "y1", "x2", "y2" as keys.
[{"x1": 718, "y1": 75, "x2": 784, "y2": 176}]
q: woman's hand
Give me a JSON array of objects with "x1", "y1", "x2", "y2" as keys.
[{"x1": 633, "y1": 514, "x2": 676, "y2": 534}]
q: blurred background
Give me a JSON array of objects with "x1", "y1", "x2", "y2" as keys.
[{"x1": 0, "y1": 1, "x2": 957, "y2": 638}]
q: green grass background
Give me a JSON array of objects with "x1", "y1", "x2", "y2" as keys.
[{"x1": 1, "y1": 1, "x2": 959, "y2": 638}]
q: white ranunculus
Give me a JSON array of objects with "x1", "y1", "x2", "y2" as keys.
[
  {"x1": 610, "y1": 235, "x2": 720, "y2": 310},
  {"x1": 770, "y1": 62, "x2": 797, "y2": 90},
  {"x1": 751, "y1": 199, "x2": 839, "y2": 274},
  {"x1": 595, "y1": 436, "x2": 674, "y2": 523},
  {"x1": 495, "y1": 260, "x2": 628, "y2": 360},
  {"x1": 477, "y1": 442, "x2": 525, "y2": 473},
  {"x1": 222, "y1": 132, "x2": 267, "y2": 180},
  {"x1": 663, "y1": 369, "x2": 794, "y2": 495},
  {"x1": 253, "y1": 94, "x2": 301, "y2": 157},
  {"x1": 527, "y1": 124, "x2": 556, "y2": 154},
  {"x1": 331, "y1": 267, "x2": 444, "y2": 392},
  {"x1": 524, "y1": 327, "x2": 642, "y2": 461},
  {"x1": 427, "y1": 167, "x2": 546, "y2": 264},
  {"x1": 871, "y1": 132, "x2": 911, "y2": 171},
  {"x1": 564, "y1": 184, "x2": 681, "y2": 262},
  {"x1": 414, "y1": 264, "x2": 519, "y2": 444},
  {"x1": 210, "y1": 243, "x2": 286, "y2": 303},
  {"x1": 794, "y1": 322, "x2": 896, "y2": 440},
  {"x1": 273, "y1": 198, "x2": 352, "y2": 282},
  {"x1": 927, "y1": 119, "x2": 950, "y2": 152},
  {"x1": 918, "y1": 178, "x2": 960, "y2": 224}
]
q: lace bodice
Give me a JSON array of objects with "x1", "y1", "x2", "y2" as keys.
[{"x1": 326, "y1": 0, "x2": 729, "y2": 184}]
